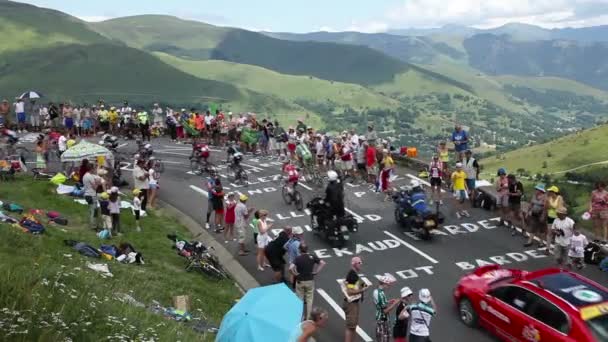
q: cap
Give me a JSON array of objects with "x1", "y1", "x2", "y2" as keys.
[
  {"x1": 239, "y1": 194, "x2": 249, "y2": 201},
  {"x1": 110, "y1": 186, "x2": 119, "y2": 193},
  {"x1": 534, "y1": 184, "x2": 546, "y2": 192},
  {"x1": 547, "y1": 186, "x2": 559, "y2": 193},
  {"x1": 419, "y1": 288, "x2": 432, "y2": 303},
  {"x1": 455, "y1": 162, "x2": 463, "y2": 168},
  {"x1": 557, "y1": 207, "x2": 568, "y2": 215},
  {"x1": 132, "y1": 189, "x2": 141, "y2": 196},
  {"x1": 351, "y1": 256, "x2": 362, "y2": 266},
  {"x1": 400, "y1": 287, "x2": 413, "y2": 298},
  {"x1": 292, "y1": 226, "x2": 304, "y2": 235},
  {"x1": 378, "y1": 273, "x2": 396, "y2": 285}
]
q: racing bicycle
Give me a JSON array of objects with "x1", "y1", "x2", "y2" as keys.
[
  {"x1": 190, "y1": 157, "x2": 217, "y2": 176},
  {"x1": 282, "y1": 179, "x2": 304, "y2": 211},
  {"x1": 226, "y1": 161, "x2": 248, "y2": 185}
]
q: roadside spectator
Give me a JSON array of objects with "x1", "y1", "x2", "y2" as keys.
[
  {"x1": 224, "y1": 193, "x2": 237, "y2": 243},
  {"x1": 507, "y1": 174, "x2": 524, "y2": 235},
  {"x1": 393, "y1": 287, "x2": 414, "y2": 342},
  {"x1": 568, "y1": 227, "x2": 588, "y2": 270},
  {"x1": 288, "y1": 307, "x2": 328, "y2": 342},
  {"x1": 291, "y1": 243, "x2": 326, "y2": 320},
  {"x1": 205, "y1": 173, "x2": 216, "y2": 230},
  {"x1": 0, "y1": 99, "x2": 10, "y2": 128},
  {"x1": 285, "y1": 226, "x2": 305, "y2": 287},
  {"x1": 265, "y1": 226, "x2": 293, "y2": 283},
  {"x1": 451, "y1": 124, "x2": 469, "y2": 162},
  {"x1": 132, "y1": 159, "x2": 149, "y2": 211},
  {"x1": 496, "y1": 168, "x2": 509, "y2": 225},
  {"x1": 366, "y1": 142, "x2": 377, "y2": 187},
  {"x1": 152, "y1": 103, "x2": 163, "y2": 128},
  {"x1": 133, "y1": 189, "x2": 143, "y2": 232},
  {"x1": 451, "y1": 162, "x2": 470, "y2": 218},
  {"x1": 13, "y1": 98, "x2": 26, "y2": 133},
  {"x1": 589, "y1": 181, "x2": 608, "y2": 241},
  {"x1": 166, "y1": 111, "x2": 178, "y2": 142},
  {"x1": 552, "y1": 207, "x2": 575, "y2": 268},
  {"x1": 428, "y1": 155, "x2": 443, "y2": 205},
  {"x1": 405, "y1": 289, "x2": 437, "y2": 342},
  {"x1": 30, "y1": 100, "x2": 41, "y2": 132},
  {"x1": 524, "y1": 185, "x2": 547, "y2": 247},
  {"x1": 462, "y1": 150, "x2": 479, "y2": 205},
  {"x1": 147, "y1": 159, "x2": 159, "y2": 209},
  {"x1": 343, "y1": 256, "x2": 370, "y2": 342},
  {"x1": 545, "y1": 186, "x2": 565, "y2": 254},
  {"x1": 256, "y1": 209, "x2": 272, "y2": 271},
  {"x1": 372, "y1": 274, "x2": 399, "y2": 342},
  {"x1": 211, "y1": 179, "x2": 225, "y2": 233},
  {"x1": 437, "y1": 141, "x2": 450, "y2": 179},
  {"x1": 34, "y1": 140, "x2": 46, "y2": 171},
  {"x1": 108, "y1": 186, "x2": 121, "y2": 235},
  {"x1": 82, "y1": 164, "x2": 101, "y2": 229},
  {"x1": 236, "y1": 194, "x2": 255, "y2": 256},
  {"x1": 365, "y1": 124, "x2": 377, "y2": 146}
]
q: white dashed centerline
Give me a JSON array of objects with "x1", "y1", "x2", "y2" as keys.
[{"x1": 383, "y1": 231, "x2": 439, "y2": 264}]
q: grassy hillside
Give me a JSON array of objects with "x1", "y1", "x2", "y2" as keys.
[
  {"x1": 481, "y1": 124, "x2": 608, "y2": 177},
  {"x1": 92, "y1": 15, "x2": 409, "y2": 85},
  {"x1": 0, "y1": 0, "x2": 110, "y2": 54},
  {"x1": 156, "y1": 53, "x2": 401, "y2": 111}
]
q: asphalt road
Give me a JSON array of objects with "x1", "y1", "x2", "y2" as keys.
[{"x1": 128, "y1": 138, "x2": 607, "y2": 342}]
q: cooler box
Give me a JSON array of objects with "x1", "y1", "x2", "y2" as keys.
[
  {"x1": 406, "y1": 147, "x2": 418, "y2": 158},
  {"x1": 400, "y1": 147, "x2": 408, "y2": 156}
]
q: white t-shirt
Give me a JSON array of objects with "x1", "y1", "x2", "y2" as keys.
[
  {"x1": 14, "y1": 102, "x2": 25, "y2": 113},
  {"x1": 82, "y1": 172, "x2": 100, "y2": 197},
  {"x1": 204, "y1": 115, "x2": 213, "y2": 126},
  {"x1": 132, "y1": 166, "x2": 149, "y2": 190},
  {"x1": 133, "y1": 197, "x2": 142, "y2": 211},
  {"x1": 408, "y1": 303, "x2": 435, "y2": 337},
  {"x1": 235, "y1": 202, "x2": 248, "y2": 228},
  {"x1": 552, "y1": 217, "x2": 575, "y2": 247},
  {"x1": 315, "y1": 142, "x2": 324, "y2": 156},
  {"x1": 569, "y1": 234, "x2": 588, "y2": 258},
  {"x1": 58, "y1": 135, "x2": 67, "y2": 152},
  {"x1": 350, "y1": 134, "x2": 359, "y2": 146},
  {"x1": 148, "y1": 169, "x2": 157, "y2": 185}
]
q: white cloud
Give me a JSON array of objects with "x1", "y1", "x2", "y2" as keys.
[
  {"x1": 77, "y1": 15, "x2": 112, "y2": 22},
  {"x1": 318, "y1": 26, "x2": 339, "y2": 32},
  {"x1": 346, "y1": 20, "x2": 389, "y2": 33}
]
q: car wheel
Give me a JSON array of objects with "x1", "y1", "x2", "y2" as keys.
[{"x1": 459, "y1": 298, "x2": 478, "y2": 328}]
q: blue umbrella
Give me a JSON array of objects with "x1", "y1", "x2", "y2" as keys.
[{"x1": 217, "y1": 283, "x2": 303, "y2": 342}]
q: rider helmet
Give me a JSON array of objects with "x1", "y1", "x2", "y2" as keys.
[{"x1": 327, "y1": 170, "x2": 338, "y2": 182}]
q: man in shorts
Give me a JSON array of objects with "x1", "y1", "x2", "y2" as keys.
[
  {"x1": 428, "y1": 155, "x2": 443, "y2": 205},
  {"x1": 495, "y1": 168, "x2": 510, "y2": 225},
  {"x1": 451, "y1": 163, "x2": 469, "y2": 218},
  {"x1": 265, "y1": 226, "x2": 292, "y2": 283},
  {"x1": 13, "y1": 99, "x2": 26, "y2": 133},
  {"x1": 551, "y1": 207, "x2": 574, "y2": 268},
  {"x1": 462, "y1": 150, "x2": 479, "y2": 206},
  {"x1": 236, "y1": 194, "x2": 255, "y2": 256},
  {"x1": 507, "y1": 174, "x2": 524, "y2": 234},
  {"x1": 344, "y1": 256, "x2": 370, "y2": 342}
]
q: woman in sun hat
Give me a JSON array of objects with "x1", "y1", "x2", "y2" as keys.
[
  {"x1": 393, "y1": 287, "x2": 414, "y2": 342},
  {"x1": 545, "y1": 185, "x2": 565, "y2": 254},
  {"x1": 589, "y1": 181, "x2": 608, "y2": 241},
  {"x1": 524, "y1": 184, "x2": 548, "y2": 248},
  {"x1": 373, "y1": 274, "x2": 399, "y2": 342}
]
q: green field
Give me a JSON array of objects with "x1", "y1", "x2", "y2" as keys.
[
  {"x1": 481, "y1": 124, "x2": 608, "y2": 177},
  {"x1": 0, "y1": 178, "x2": 239, "y2": 341}
]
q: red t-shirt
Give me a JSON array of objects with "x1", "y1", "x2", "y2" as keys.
[{"x1": 366, "y1": 147, "x2": 376, "y2": 167}]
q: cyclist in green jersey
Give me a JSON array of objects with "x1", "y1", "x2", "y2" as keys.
[{"x1": 295, "y1": 140, "x2": 314, "y2": 179}]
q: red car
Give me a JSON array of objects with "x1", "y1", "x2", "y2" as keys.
[{"x1": 454, "y1": 265, "x2": 608, "y2": 342}]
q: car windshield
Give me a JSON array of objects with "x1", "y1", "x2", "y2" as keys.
[{"x1": 588, "y1": 314, "x2": 608, "y2": 342}]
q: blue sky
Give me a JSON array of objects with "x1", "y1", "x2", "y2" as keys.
[{"x1": 14, "y1": 0, "x2": 608, "y2": 32}]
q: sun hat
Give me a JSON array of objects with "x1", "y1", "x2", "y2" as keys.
[
  {"x1": 292, "y1": 226, "x2": 304, "y2": 235},
  {"x1": 455, "y1": 162, "x2": 463, "y2": 168},
  {"x1": 557, "y1": 207, "x2": 568, "y2": 215},
  {"x1": 419, "y1": 288, "x2": 432, "y2": 303},
  {"x1": 378, "y1": 273, "x2": 396, "y2": 285},
  {"x1": 100, "y1": 192, "x2": 109, "y2": 200},
  {"x1": 400, "y1": 287, "x2": 413, "y2": 298},
  {"x1": 547, "y1": 186, "x2": 559, "y2": 193},
  {"x1": 239, "y1": 194, "x2": 249, "y2": 201},
  {"x1": 351, "y1": 256, "x2": 362, "y2": 266},
  {"x1": 582, "y1": 212, "x2": 592, "y2": 221},
  {"x1": 110, "y1": 186, "x2": 119, "y2": 193},
  {"x1": 132, "y1": 189, "x2": 141, "y2": 196},
  {"x1": 259, "y1": 209, "x2": 269, "y2": 216},
  {"x1": 534, "y1": 184, "x2": 546, "y2": 192}
]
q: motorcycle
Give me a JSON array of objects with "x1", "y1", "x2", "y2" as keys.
[
  {"x1": 307, "y1": 197, "x2": 358, "y2": 248},
  {"x1": 99, "y1": 134, "x2": 119, "y2": 152},
  {"x1": 137, "y1": 140, "x2": 153, "y2": 159},
  {"x1": 393, "y1": 190, "x2": 443, "y2": 240}
]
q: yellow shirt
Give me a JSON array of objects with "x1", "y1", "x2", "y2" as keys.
[
  {"x1": 383, "y1": 155, "x2": 394, "y2": 168},
  {"x1": 439, "y1": 148, "x2": 449, "y2": 163},
  {"x1": 451, "y1": 170, "x2": 467, "y2": 190},
  {"x1": 108, "y1": 110, "x2": 119, "y2": 123}
]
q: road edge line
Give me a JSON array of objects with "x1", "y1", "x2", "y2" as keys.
[
  {"x1": 316, "y1": 288, "x2": 373, "y2": 342},
  {"x1": 157, "y1": 199, "x2": 260, "y2": 294},
  {"x1": 383, "y1": 231, "x2": 439, "y2": 264}
]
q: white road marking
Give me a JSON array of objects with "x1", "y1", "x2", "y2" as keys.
[
  {"x1": 298, "y1": 182, "x2": 313, "y2": 191},
  {"x1": 405, "y1": 174, "x2": 446, "y2": 193},
  {"x1": 344, "y1": 208, "x2": 365, "y2": 221},
  {"x1": 154, "y1": 150, "x2": 191, "y2": 157},
  {"x1": 383, "y1": 231, "x2": 439, "y2": 264},
  {"x1": 189, "y1": 185, "x2": 208, "y2": 198},
  {"x1": 316, "y1": 288, "x2": 373, "y2": 342}
]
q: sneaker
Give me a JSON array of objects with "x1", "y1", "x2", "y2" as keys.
[
  {"x1": 205, "y1": 222, "x2": 210, "y2": 230},
  {"x1": 429, "y1": 200, "x2": 434, "y2": 205},
  {"x1": 456, "y1": 212, "x2": 462, "y2": 219},
  {"x1": 136, "y1": 227, "x2": 141, "y2": 232},
  {"x1": 257, "y1": 266, "x2": 264, "y2": 271},
  {"x1": 461, "y1": 210, "x2": 470, "y2": 218},
  {"x1": 439, "y1": 200, "x2": 444, "y2": 205},
  {"x1": 523, "y1": 242, "x2": 533, "y2": 247}
]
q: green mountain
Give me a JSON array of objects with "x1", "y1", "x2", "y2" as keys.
[{"x1": 92, "y1": 15, "x2": 411, "y2": 85}]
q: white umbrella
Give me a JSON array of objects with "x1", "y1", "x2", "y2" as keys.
[
  {"x1": 60, "y1": 140, "x2": 111, "y2": 162},
  {"x1": 19, "y1": 91, "x2": 43, "y2": 100}
]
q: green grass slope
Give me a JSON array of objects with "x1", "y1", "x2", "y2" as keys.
[
  {"x1": 0, "y1": 178, "x2": 239, "y2": 341},
  {"x1": 155, "y1": 53, "x2": 401, "y2": 111},
  {"x1": 92, "y1": 15, "x2": 408, "y2": 85},
  {"x1": 0, "y1": 0, "x2": 110, "y2": 54},
  {"x1": 481, "y1": 124, "x2": 608, "y2": 176}
]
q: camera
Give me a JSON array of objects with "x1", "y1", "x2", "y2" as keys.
[{"x1": 554, "y1": 229, "x2": 565, "y2": 237}]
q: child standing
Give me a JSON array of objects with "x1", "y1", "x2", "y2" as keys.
[
  {"x1": 568, "y1": 228, "x2": 588, "y2": 270},
  {"x1": 108, "y1": 187, "x2": 121, "y2": 235},
  {"x1": 99, "y1": 192, "x2": 112, "y2": 235},
  {"x1": 132, "y1": 189, "x2": 142, "y2": 232},
  {"x1": 451, "y1": 162, "x2": 470, "y2": 218},
  {"x1": 250, "y1": 210, "x2": 260, "y2": 247},
  {"x1": 224, "y1": 193, "x2": 237, "y2": 243}
]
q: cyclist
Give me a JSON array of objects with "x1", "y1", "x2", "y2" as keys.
[
  {"x1": 295, "y1": 140, "x2": 314, "y2": 179},
  {"x1": 227, "y1": 142, "x2": 242, "y2": 164},
  {"x1": 282, "y1": 159, "x2": 300, "y2": 200},
  {"x1": 192, "y1": 140, "x2": 210, "y2": 162}
]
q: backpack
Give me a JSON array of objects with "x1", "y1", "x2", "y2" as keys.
[
  {"x1": 19, "y1": 218, "x2": 45, "y2": 234},
  {"x1": 584, "y1": 241, "x2": 606, "y2": 265},
  {"x1": 73, "y1": 242, "x2": 101, "y2": 258},
  {"x1": 46, "y1": 211, "x2": 61, "y2": 219},
  {"x1": 2, "y1": 203, "x2": 23, "y2": 214},
  {"x1": 51, "y1": 217, "x2": 68, "y2": 226},
  {"x1": 100, "y1": 244, "x2": 118, "y2": 256}
]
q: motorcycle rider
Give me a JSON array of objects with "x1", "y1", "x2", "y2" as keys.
[
  {"x1": 409, "y1": 180, "x2": 430, "y2": 216},
  {"x1": 324, "y1": 170, "x2": 345, "y2": 219}
]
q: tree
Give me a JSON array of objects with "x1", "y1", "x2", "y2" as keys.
[
  {"x1": 516, "y1": 168, "x2": 526, "y2": 176},
  {"x1": 542, "y1": 161, "x2": 548, "y2": 168},
  {"x1": 546, "y1": 151, "x2": 553, "y2": 158}
]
